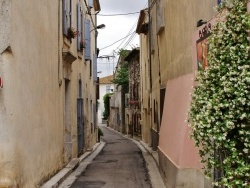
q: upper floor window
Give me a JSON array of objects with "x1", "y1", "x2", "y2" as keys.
[
  {"x1": 77, "y1": 3, "x2": 83, "y2": 51},
  {"x1": 63, "y1": 0, "x2": 72, "y2": 37}
]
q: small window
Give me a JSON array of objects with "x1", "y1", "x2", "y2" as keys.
[
  {"x1": 106, "y1": 86, "x2": 111, "y2": 93},
  {"x1": 89, "y1": 60, "x2": 92, "y2": 77},
  {"x1": 77, "y1": 3, "x2": 83, "y2": 51},
  {"x1": 88, "y1": 0, "x2": 93, "y2": 8},
  {"x1": 62, "y1": 0, "x2": 72, "y2": 36}
]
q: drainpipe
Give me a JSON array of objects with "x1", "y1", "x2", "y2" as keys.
[
  {"x1": 95, "y1": 10, "x2": 100, "y2": 54},
  {"x1": 148, "y1": 0, "x2": 152, "y2": 92},
  {"x1": 58, "y1": 0, "x2": 62, "y2": 86},
  {"x1": 95, "y1": 9, "x2": 100, "y2": 135}
]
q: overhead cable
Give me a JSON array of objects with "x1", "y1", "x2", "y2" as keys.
[
  {"x1": 97, "y1": 12, "x2": 140, "y2": 16},
  {"x1": 100, "y1": 32, "x2": 136, "y2": 51}
]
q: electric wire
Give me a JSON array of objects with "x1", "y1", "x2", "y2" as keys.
[
  {"x1": 114, "y1": 20, "x2": 138, "y2": 51},
  {"x1": 122, "y1": 32, "x2": 137, "y2": 49},
  {"x1": 99, "y1": 31, "x2": 136, "y2": 51},
  {"x1": 97, "y1": 12, "x2": 140, "y2": 16}
]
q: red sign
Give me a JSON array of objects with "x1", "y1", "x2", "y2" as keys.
[{"x1": 0, "y1": 77, "x2": 3, "y2": 88}]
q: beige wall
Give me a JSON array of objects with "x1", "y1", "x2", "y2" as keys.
[
  {"x1": 139, "y1": 28, "x2": 152, "y2": 144},
  {"x1": 157, "y1": 0, "x2": 216, "y2": 81},
  {"x1": 154, "y1": 0, "x2": 217, "y2": 187},
  {"x1": 0, "y1": 0, "x2": 97, "y2": 187},
  {"x1": 0, "y1": 1, "x2": 64, "y2": 187},
  {"x1": 138, "y1": 0, "x2": 218, "y2": 186}
]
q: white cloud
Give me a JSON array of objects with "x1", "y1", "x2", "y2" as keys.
[{"x1": 97, "y1": 0, "x2": 147, "y2": 77}]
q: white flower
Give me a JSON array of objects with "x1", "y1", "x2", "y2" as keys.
[{"x1": 243, "y1": 149, "x2": 249, "y2": 154}]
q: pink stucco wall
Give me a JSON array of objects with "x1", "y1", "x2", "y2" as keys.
[{"x1": 158, "y1": 73, "x2": 202, "y2": 170}]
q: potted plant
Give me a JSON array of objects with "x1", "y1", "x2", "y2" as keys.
[
  {"x1": 98, "y1": 127, "x2": 103, "y2": 142},
  {"x1": 80, "y1": 41, "x2": 85, "y2": 50},
  {"x1": 67, "y1": 27, "x2": 77, "y2": 39}
]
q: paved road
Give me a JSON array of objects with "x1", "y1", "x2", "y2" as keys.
[{"x1": 70, "y1": 126, "x2": 152, "y2": 188}]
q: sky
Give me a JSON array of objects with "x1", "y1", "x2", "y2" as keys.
[{"x1": 96, "y1": 0, "x2": 148, "y2": 78}]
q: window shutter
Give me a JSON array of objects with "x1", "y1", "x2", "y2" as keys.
[
  {"x1": 69, "y1": 0, "x2": 72, "y2": 28},
  {"x1": 84, "y1": 19, "x2": 91, "y2": 60},
  {"x1": 62, "y1": 0, "x2": 68, "y2": 35},
  {"x1": 93, "y1": 54, "x2": 97, "y2": 82},
  {"x1": 93, "y1": 103, "x2": 96, "y2": 128},
  {"x1": 77, "y1": 3, "x2": 82, "y2": 51},
  {"x1": 88, "y1": 0, "x2": 93, "y2": 8}
]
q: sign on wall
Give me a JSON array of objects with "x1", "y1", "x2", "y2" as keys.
[
  {"x1": 196, "y1": 23, "x2": 212, "y2": 70},
  {"x1": 193, "y1": 10, "x2": 228, "y2": 71}
]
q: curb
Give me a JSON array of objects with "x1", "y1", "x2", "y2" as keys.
[{"x1": 41, "y1": 142, "x2": 102, "y2": 188}]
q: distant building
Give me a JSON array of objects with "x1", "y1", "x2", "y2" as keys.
[
  {"x1": 98, "y1": 75, "x2": 114, "y2": 123},
  {"x1": 109, "y1": 51, "x2": 130, "y2": 133},
  {"x1": 124, "y1": 48, "x2": 141, "y2": 137}
]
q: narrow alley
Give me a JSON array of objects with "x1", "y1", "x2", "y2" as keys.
[
  {"x1": 60, "y1": 125, "x2": 152, "y2": 188},
  {"x1": 1, "y1": 0, "x2": 250, "y2": 187}
]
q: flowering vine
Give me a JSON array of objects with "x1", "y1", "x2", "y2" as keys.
[{"x1": 189, "y1": 0, "x2": 250, "y2": 187}]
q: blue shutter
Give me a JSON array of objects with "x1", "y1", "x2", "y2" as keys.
[
  {"x1": 84, "y1": 19, "x2": 91, "y2": 60},
  {"x1": 88, "y1": 0, "x2": 93, "y2": 8},
  {"x1": 93, "y1": 103, "x2": 96, "y2": 128},
  {"x1": 93, "y1": 54, "x2": 97, "y2": 82},
  {"x1": 218, "y1": 0, "x2": 221, "y2": 4},
  {"x1": 69, "y1": 0, "x2": 72, "y2": 28},
  {"x1": 77, "y1": 3, "x2": 82, "y2": 51},
  {"x1": 62, "y1": 0, "x2": 68, "y2": 35}
]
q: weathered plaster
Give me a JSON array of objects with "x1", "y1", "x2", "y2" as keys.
[{"x1": 0, "y1": 0, "x2": 11, "y2": 54}]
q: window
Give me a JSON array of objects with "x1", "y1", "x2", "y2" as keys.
[
  {"x1": 63, "y1": 0, "x2": 72, "y2": 36},
  {"x1": 77, "y1": 3, "x2": 83, "y2": 51},
  {"x1": 89, "y1": 60, "x2": 92, "y2": 77},
  {"x1": 84, "y1": 19, "x2": 91, "y2": 60},
  {"x1": 78, "y1": 79, "x2": 82, "y2": 98},
  {"x1": 106, "y1": 86, "x2": 111, "y2": 93},
  {"x1": 93, "y1": 54, "x2": 97, "y2": 82},
  {"x1": 88, "y1": 0, "x2": 93, "y2": 8}
]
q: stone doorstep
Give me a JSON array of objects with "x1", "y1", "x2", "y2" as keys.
[{"x1": 41, "y1": 142, "x2": 101, "y2": 188}]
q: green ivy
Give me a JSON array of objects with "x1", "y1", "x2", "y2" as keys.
[
  {"x1": 103, "y1": 93, "x2": 112, "y2": 120},
  {"x1": 189, "y1": 0, "x2": 250, "y2": 187}
]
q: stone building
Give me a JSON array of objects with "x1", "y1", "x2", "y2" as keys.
[
  {"x1": 109, "y1": 51, "x2": 130, "y2": 133},
  {"x1": 97, "y1": 75, "x2": 114, "y2": 123},
  {"x1": 124, "y1": 48, "x2": 141, "y2": 137},
  {"x1": 0, "y1": 0, "x2": 101, "y2": 187}
]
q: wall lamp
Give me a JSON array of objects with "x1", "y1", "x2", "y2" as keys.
[{"x1": 91, "y1": 24, "x2": 106, "y2": 32}]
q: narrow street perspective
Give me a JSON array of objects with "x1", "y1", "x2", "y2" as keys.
[
  {"x1": 69, "y1": 125, "x2": 152, "y2": 188},
  {"x1": 0, "y1": 0, "x2": 250, "y2": 187}
]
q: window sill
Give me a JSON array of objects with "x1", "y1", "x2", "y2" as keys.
[
  {"x1": 62, "y1": 49, "x2": 77, "y2": 64},
  {"x1": 63, "y1": 35, "x2": 72, "y2": 47},
  {"x1": 78, "y1": 51, "x2": 83, "y2": 59}
]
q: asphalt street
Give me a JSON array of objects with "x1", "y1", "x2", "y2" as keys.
[{"x1": 70, "y1": 126, "x2": 152, "y2": 188}]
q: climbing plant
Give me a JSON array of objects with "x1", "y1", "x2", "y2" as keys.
[
  {"x1": 112, "y1": 49, "x2": 130, "y2": 92},
  {"x1": 189, "y1": 0, "x2": 250, "y2": 187},
  {"x1": 103, "y1": 93, "x2": 112, "y2": 120}
]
